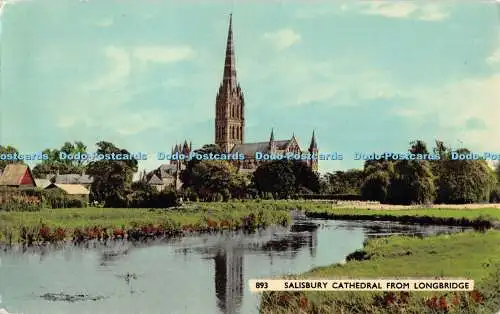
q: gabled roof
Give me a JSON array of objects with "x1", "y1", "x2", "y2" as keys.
[
  {"x1": 147, "y1": 174, "x2": 164, "y2": 185},
  {"x1": 34, "y1": 178, "x2": 51, "y2": 189},
  {"x1": 0, "y1": 164, "x2": 35, "y2": 186},
  {"x1": 230, "y1": 140, "x2": 294, "y2": 156},
  {"x1": 158, "y1": 164, "x2": 177, "y2": 178},
  {"x1": 46, "y1": 183, "x2": 90, "y2": 195},
  {"x1": 53, "y1": 174, "x2": 93, "y2": 184}
]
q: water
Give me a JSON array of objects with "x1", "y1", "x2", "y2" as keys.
[{"x1": 0, "y1": 220, "x2": 471, "y2": 314}]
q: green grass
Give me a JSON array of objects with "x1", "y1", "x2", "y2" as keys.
[
  {"x1": 0, "y1": 201, "x2": 292, "y2": 243},
  {"x1": 290, "y1": 201, "x2": 500, "y2": 219},
  {"x1": 260, "y1": 230, "x2": 500, "y2": 314}
]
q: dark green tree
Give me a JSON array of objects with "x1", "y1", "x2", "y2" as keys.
[
  {"x1": 361, "y1": 160, "x2": 394, "y2": 202},
  {"x1": 253, "y1": 160, "x2": 296, "y2": 198},
  {"x1": 86, "y1": 141, "x2": 138, "y2": 207},
  {"x1": 180, "y1": 144, "x2": 223, "y2": 189},
  {"x1": 0, "y1": 145, "x2": 23, "y2": 170},
  {"x1": 435, "y1": 148, "x2": 496, "y2": 203},
  {"x1": 291, "y1": 160, "x2": 320, "y2": 193},
  {"x1": 321, "y1": 169, "x2": 364, "y2": 194}
]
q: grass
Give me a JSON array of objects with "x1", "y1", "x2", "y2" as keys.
[
  {"x1": 260, "y1": 230, "x2": 500, "y2": 314},
  {"x1": 287, "y1": 201, "x2": 500, "y2": 228},
  {"x1": 0, "y1": 201, "x2": 291, "y2": 243}
]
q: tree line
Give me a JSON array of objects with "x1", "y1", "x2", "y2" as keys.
[{"x1": 1, "y1": 139, "x2": 499, "y2": 207}]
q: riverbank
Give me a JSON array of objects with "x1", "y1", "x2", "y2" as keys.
[
  {"x1": 2, "y1": 200, "x2": 500, "y2": 244},
  {"x1": 0, "y1": 202, "x2": 291, "y2": 244},
  {"x1": 260, "y1": 230, "x2": 500, "y2": 314},
  {"x1": 293, "y1": 201, "x2": 500, "y2": 229}
]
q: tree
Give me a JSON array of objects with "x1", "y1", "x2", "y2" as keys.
[
  {"x1": 291, "y1": 160, "x2": 320, "y2": 193},
  {"x1": 436, "y1": 148, "x2": 496, "y2": 203},
  {"x1": 361, "y1": 160, "x2": 394, "y2": 202},
  {"x1": 409, "y1": 139, "x2": 429, "y2": 154},
  {"x1": 253, "y1": 160, "x2": 296, "y2": 198},
  {"x1": 321, "y1": 169, "x2": 364, "y2": 194},
  {"x1": 32, "y1": 141, "x2": 88, "y2": 178},
  {"x1": 388, "y1": 160, "x2": 436, "y2": 205},
  {"x1": 0, "y1": 145, "x2": 23, "y2": 170},
  {"x1": 361, "y1": 170, "x2": 391, "y2": 202},
  {"x1": 86, "y1": 141, "x2": 138, "y2": 207},
  {"x1": 185, "y1": 160, "x2": 242, "y2": 201},
  {"x1": 381, "y1": 139, "x2": 436, "y2": 204},
  {"x1": 180, "y1": 144, "x2": 223, "y2": 189}
]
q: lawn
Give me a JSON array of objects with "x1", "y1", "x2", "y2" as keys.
[{"x1": 260, "y1": 230, "x2": 500, "y2": 313}]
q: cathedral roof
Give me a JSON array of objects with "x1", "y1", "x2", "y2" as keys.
[{"x1": 230, "y1": 140, "x2": 295, "y2": 156}]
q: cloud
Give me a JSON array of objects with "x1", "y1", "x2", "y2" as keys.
[
  {"x1": 487, "y1": 45, "x2": 500, "y2": 64},
  {"x1": 263, "y1": 29, "x2": 301, "y2": 50},
  {"x1": 0, "y1": 0, "x2": 30, "y2": 16},
  {"x1": 84, "y1": 46, "x2": 131, "y2": 92},
  {"x1": 132, "y1": 46, "x2": 196, "y2": 64},
  {"x1": 93, "y1": 17, "x2": 114, "y2": 27},
  {"x1": 393, "y1": 74, "x2": 500, "y2": 150},
  {"x1": 54, "y1": 45, "x2": 194, "y2": 135},
  {"x1": 345, "y1": 2, "x2": 450, "y2": 21},
  {"x1": 251, "y1": 56, "x2": 399, "y2": 107}
]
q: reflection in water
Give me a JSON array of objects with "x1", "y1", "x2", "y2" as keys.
[
  {"x1": 214, "y1": 248, "x2": 244, "y2": 314},
  {"x1": 212, "y1": 229, "x2": 318, "y2": 313},
  {"x1": 0, "y1": 220, "x2": 473, "y2": 314}
]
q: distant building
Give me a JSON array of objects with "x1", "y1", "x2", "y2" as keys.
[
  {"x1": 146, "y1": 174, "x2": 165, "y2": 192},
  {"x1": 34, "y1": 178, "x2": 52, "y2": 189},
  {"x1": 45, "y1": 183, "x2": 90, "y2": 203},
  {"x1": 147, "y1": 140, "x2": 190, "y2": 190},
  {"x1": 51, "y1": 173, "x2": 93, "y2": 190},
  {"x1": 0, "y1": 164, "x2": 37, "y2": 189},
  {"x1": 214, "y1": 15, "x2": 319, "y2": 173}
]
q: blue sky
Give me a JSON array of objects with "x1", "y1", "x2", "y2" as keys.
[{"x1": 1, "y1": 0, "x2": 499, "y2": 174}]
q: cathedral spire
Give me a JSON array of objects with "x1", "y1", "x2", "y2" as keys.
[
  {"x1": 309, "y1": 130, "x2": 317, "y2": 150},
  {"x1": 222, "y1": 13, "x2": 237, "y2": 90}
]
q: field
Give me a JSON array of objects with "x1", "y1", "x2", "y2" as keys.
[
  {"x1": 260, "y1": 230, "x2": 500, "y2": 314},
  {"x1": 289, "y1": 201, "x2": 500, "y2": 229},
  {"x1": 0, "y1": 201, "x2": 291, "y2": 244}
]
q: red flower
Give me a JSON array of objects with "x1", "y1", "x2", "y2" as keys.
[
  {"x1": 426, "y1": 296, "x2": 438, "y2": 309},
  {"x1": 469, "y1": 290, "x2": 484, "y2": 304},
  {"x1": 438, "y1": 296, "x2": 448, "y2": 310},
  {"x1": 298, "y1": 295, "x2": 308, "y2": 309}
]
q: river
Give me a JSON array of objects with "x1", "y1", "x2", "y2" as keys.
[{"x1": 0, "y1": 219, "x2": 471, "y2": 314}]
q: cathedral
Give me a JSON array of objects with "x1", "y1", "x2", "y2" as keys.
[
  {"x1": 215, "y1": 14, "x2": 318, "y2": 173},
  {"x1": 145, "y1": 14, "x2": 319, "y2": 189}
]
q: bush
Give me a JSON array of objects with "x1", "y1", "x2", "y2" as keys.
[
  {"x1": 41, "y1": 189, "x2": 87, "y2": 208},
  {"x1": 0, "y1": 188, "x2": 42, "y2": 211},
  {"x1": 128, "y1": 188, "x2": 178, "y2": 208},
  {"x1": 298, "y1": 193, "x2": 362, "y2": 201}
]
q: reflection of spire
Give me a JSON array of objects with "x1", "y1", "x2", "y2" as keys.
[
  {"x1": 309, "y1": 230, "x2": 318, "y2": 258},
  {"x1": 214, "y1": 247, "x2": 243, "y2": 314}
]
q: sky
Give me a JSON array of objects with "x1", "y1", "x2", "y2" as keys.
[{"x1": 1, "y1": 0, "x2": 500, "y2": 174}]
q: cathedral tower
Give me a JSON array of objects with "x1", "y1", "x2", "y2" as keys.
[{"x1": 215, "y1": 14, "x2": 245, "y2": 153}]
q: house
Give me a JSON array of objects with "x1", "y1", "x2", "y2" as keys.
[
  {"x1": 51, "y1": 173, "x2": 93, "y2": 189},
  {"x1": 146, "y1": 163, "x2": 183, "y2": 190},
  {"x1": 147, "y1": 174, "x2": 165, "y2": 192},
  {"x1": 45, "y1": 183, "x2": 90, "y2": 203},
  {"x1": 34, "y1": 178, "x2": 52, "y2": 189},
  {"x1": 0, "y1": 164, "x2": 37, "y2": 189}
]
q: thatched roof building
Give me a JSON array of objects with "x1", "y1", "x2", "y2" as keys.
[{"x1": 0, "y1": 164, "x2": 36, "y2": 188}]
